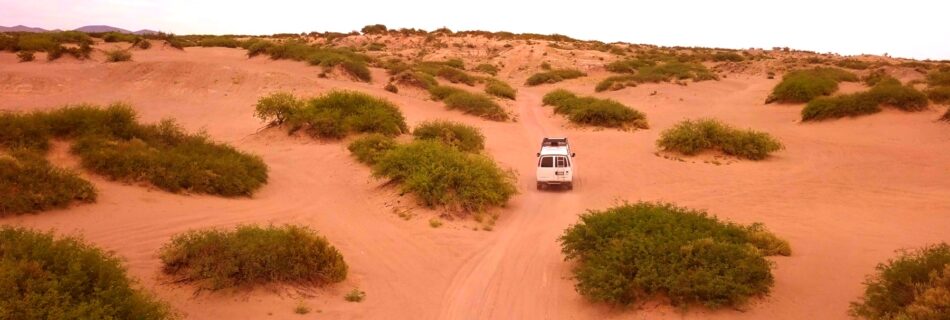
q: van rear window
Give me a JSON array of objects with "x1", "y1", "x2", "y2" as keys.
[
  {"x1": 556, "y1": 156, "x2": 569, "y2": 167},
  {"x1": 539, "y1": 157, "x2": 554, "y2": 167}
]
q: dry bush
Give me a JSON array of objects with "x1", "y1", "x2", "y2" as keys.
[{"x1": 657, "y1": 119, "x2": 783, "y2": 160}]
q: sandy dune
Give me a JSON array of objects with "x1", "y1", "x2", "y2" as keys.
[{"x1": 1, "y1": 43, "x2": 949, "y2": 319}]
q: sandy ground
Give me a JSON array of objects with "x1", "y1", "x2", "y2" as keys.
[{"x1": 1, "y1": 42, "x2": 949, "y2": 319}]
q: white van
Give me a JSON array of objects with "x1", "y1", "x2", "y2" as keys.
[{"x1": 536, "y1": 137, "x2": 575, "y2": 190}]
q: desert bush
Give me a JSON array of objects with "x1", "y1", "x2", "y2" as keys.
[
  {"x1": 927, "y1": 86, "x2": 950, "y2": 104},
  {"x1": 445, "y1": 58, "x2": 465, "y2": 69},
  {"x1": 256, "y1": 41, "x2": 372, "y2": 81},
  {"x1": 442, "y1": 91, "x2": 509, "y2": 121},
  {"x1": 366, "y1": 42, "x2": 386, "y2": 51},
  {"x1": 0, "y1": 104, "x2": 268, "y2": 197},
  {"x1": 428, "y1": 85, "x2": 467, "y2": 101},
  {"x1": 657, "y1": 119, "x2": 783, "y2": 160},
  {"x1": 361, "y1": 24, "x2": 388, "y2": 34},
  {"x1": 411, "y1": 61, "x2": 477, "y2": 86},
  {"x1": 104, "y1": 49, "x2": 132, "y2": 62},
  {"x1": 412, "y1": 120, "x2": 485, "y2": 152},
  {"x1": 598, "y1": 61, "x2": 716, "y2": 91},
  {"x1": 372, "y1": 141, "x2": 516, "y2": 211},
  {"x1": 0, "y1": 226, "x2": 173, "y2": 319},
  {"x1": 245, "y1": 40, "x2": 274, "y2": 57},
  {"x1": 559, "y1": 202, "x2": 789, "y2": 308},
  {"x1": 102, "y1": 32, "x2": 140, "y2": 43},
  {"x1": 802, "y1": 78, "x2": 928, "y2": 121},
  {"x1": 16, "y1": 50, "x2": 34, "y2": 62},
  {"x1": 541, "y1": 89, "x2": 648, "y2": 129},
  {"x1": 254, "y1": 91, "x2": 303, "y2": 125},
  {"x1": 836, "y1": 59, "x2": 872, "y2": 70},
  {"x1": 348, "y1": 134, "x2": 397, "y2": 165},
  {"x1": 196, "y1": 36, "x2": 241, "y2": 48},
  {"x1": 712, "y1": 51, "x2": 745, "y2": 62},
  {"x1": 394, "y1": 71, "x2": 439, "y2": 90},
  {"x1": 484, "y1": 79, "x2": 517, "y2": 100},
  {"x1": 942, "y1": 108, "x2": 950, "y2": 122},
  {"x1": 766, "y1": 67, "x2": 858, "y2": 103},
  {"x1": 435, "y1": 66, "x2": 476, "y2": 85},
  {"x1": 850, "y1": 243, "x2": 950, "y2": 320},
  {"x1": 525, "y1": 69, "x2": 587, "y2": 86},
  {"x1": 384, "y1": 82, "x2": 398, "y2": 93},
  {"x1": 258, "y1": 90, "x2": 408, "y2": 139},
  {"x1": 475, "y1": 63, "x2": 499, "y2": 75},
  {"x1": 926, "y1": 69, "x2": 950, "y2": 87},
  {"x1": 0, "y1": 151, "x2": 97, "y2": 215},
  {"x1": 160, "y1": 225, "x2": 347, "y2": 290}
]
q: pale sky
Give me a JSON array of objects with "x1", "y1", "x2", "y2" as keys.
[{"x1": 2, "y1": 0, "x2": 948, "y2": 60}]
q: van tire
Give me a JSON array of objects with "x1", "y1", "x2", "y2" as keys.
[
  {"x1": 566, "y1": 182, "x2": 573, "y2": 190},
  {"x1": 536, "y1": 182, "x2": 543, "y2": 190}
]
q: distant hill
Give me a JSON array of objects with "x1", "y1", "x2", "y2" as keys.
[
  {"x1": 0, "y1": 25, "x2": 157, "y2": 34},
  {"x1": 0, "y1": 25, "x2": 48, "y2": 32},
  {"x1": 73, "y1": 25, "x2": 131, "y2": 33}
]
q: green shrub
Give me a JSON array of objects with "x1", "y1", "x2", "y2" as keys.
[
  {"x1": 802, "y1": 78, "x2": 928, "y2": 121},
  {"x1": 484, "y1": 79, "x2": 517, "y2": 100},
  {"x1": 160, "y1": 225, "x2": 347, "y2": 290},
  {"x1": 256, "y1": 41, "x2": 372, "y2": 81},
  {"x1": 0, "y1": 151, "x2": 97, "y2": 215},
  {"x1": 436, "y1": 67, "x2": 476, "y2": 85},
  {"x1": 428, "y1": 85, "x2": 467, "y2": 101},
  {"x1": 445, "y1": 58, "x2": 465, "y2": 69},
  {"x1": 926, "y1": 69, "x2": 950, "y2": 87},
  {"x1": 412, "y1": 120, "x2": 485, "y2": 152},
  {"x1": 927, "y1": 86, "x2": 950, "y2": 104},
  {"x1": 245, "y1": 40, "x2": 274, "y2": 57},
  {"x1": 102, "y1": 32, "x2": 141, "y2": 43},
  {"x1": 766, "y1": 67, "x2": 858, "y2": 103},
  {"x1": 442, "y1": 91, "x2": 509, "y2": 121},
  {"x1": 138, "y1": 39, "x2": 152, "y2": 49},
  {"x1": 656, "y1": 119, "x2": 783, "y2": 160},
  {"x1": 258, "y1": 91, "x2": 408, "y2": 139},
  {"x1": 394, "y1": 71, "x2": 439, "y2": 90},
  {"x1": 836, "y1": 59, "x2": 872, "y2": 70},
  {"x1": 525, "y1": 69, "x2": 587, "y2": 86},
  {"x1": 0, "y1": 227, "x2": 173, "y2": 319},
  {"x1": 475, "y1": 63, "x2": 499, "y2": 76},
  {"x1": 361, "y1": 24, "x2": 388, "y2": 34},
  {"x1": 412, "y1": 61, "x2": 477, "y2": 85},
  {"x1": 104, "y1": 49, "x2": 132, "y2": 62},
  {"x1": 0, "y1": 104, "x2": 268, "y2": 197},
  {"x1": 850, "y1": 243, "x2": 950, "y2": 320},
  {"x1": 196, "y1": 36, "x2": 241, "y2": 48},
  {"x1": 366, "y1": 42, "x2": 386, "y2": 51},
  {"x1": 255, "y1": 91, "x2": 303, "y2": 125},
  {"x1": 347, "y1": 134, "x2": 397, "y2": 164},
  {"x1": 345, "y1": 289, "x2": 366, "y2": 302},
  {"x1": 598, "y1": 61, "x2": 716, "y2": 91},
  {"x1": 712, "y1": 51, "x2": 745, "y2": 62},
  {"x1": 559, "y1": 202, "x2": 789, "y2": 308},
  {"x1": 16, "y1": 51, "x2": 34, "y2": 62},
  {"x1": 541, "y1": 89, "x2": 648, "y2": 129},
  {"x1": 372, "y1": 141, "x2": 516, "y2": 212}
]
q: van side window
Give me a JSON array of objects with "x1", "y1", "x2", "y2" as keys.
[
  {"x1": 556, "y1": 156, "x2": 568, "y2": 168},
  {"x1": 539, "y1": 156, "x2": 554, "y2": 167}
]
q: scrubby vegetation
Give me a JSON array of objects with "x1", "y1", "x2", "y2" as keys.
[
  {"x1": 0, "y1": 31, "x2": 93, "y2": 61},
  {"x1": 246, "y1": 40, "x2": 372, "y2": 81},
  {"x1": 656, "y1": 119, "x2": 783, "y2": 160},
  {"x1": 255, "y1": 91, "x2": 409, "y2": 138},
  {"x1": 412, "y1": 120, "x2": 485, "y2": 152},
  {"x1": 372, "y1": 141, "x2": 516, "y2": 212},
  {"x1": 850, "y1": 243, "x2": 950, "y2": 320},
  {"x1": 101, "y1": 32, "x2": 141, "y2": 43},
  {"x1": 16, "y1": 50, "x2": 34, "y2": 62},
  {"x1": 541, "y1": 89, "x2": 648, "y2": 129},
  {"x1": 345, "y1": 289, "x2": 367, "y2": 302},
  {"x1": 484, "y1": 78, "x2": 517, "y2": 100},
  {"x1": 802, "y1": 77, "x2": 928, "y2": 121},
  {"x1": 525, "y1": 69, "x2": 587, "y2": 86},
  {"x1": 347, "y1": 134, "x2": 397, "y2": 165},
  {"x1": 925, "y1": 68, "x2": 950, "y2": 106},
  {"x1": 427, "y1": 86, "x2": 508, "y2": 121},
  {"x1": 836, "y1": 59, "x2": 872, "y2": 70},
  {"x1": 766, "y1": 67, "x2": 858, "y2": 103},
  {"x1": 0, "y1": 227, "x2": 173, "y2": 319},
  {"x1": 411, "y1": 61, "x2": 477, "y2": 86},
  {"x1": 942, "y1": 108, "x2": 950, "y2": 122},
  {"x1": 0, "y1": 151, "x2": 96, "y2": 216},
  {"x1": 474, "y1": 63, "x2": 499, "y2": 76},
  {"x1": 160, "y1": 225, "x2": 347, "y2": 290},
  {"x1": 559, "y1": 202, "x2": 790, "y2": 308},
  {"x1": 392, "y1": 70, "x2": 439, "y2": 90},
  {"x1": 0, "y1": 104, "x2": 268, "y2": 198},
  {"x1": 599, "y1": 60, "x2": 716, "y2": 91},
  {"x1": 104, "y1": 49, "x2": 132, "y2": 62}
]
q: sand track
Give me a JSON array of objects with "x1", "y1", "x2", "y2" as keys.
[{"x1": 1, "y1": 46, "x2": 949, "y2": 319}]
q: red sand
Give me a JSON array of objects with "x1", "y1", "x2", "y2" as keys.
[{"x1": 1, "y1": 42, "x2": 948, "y2": 319}]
